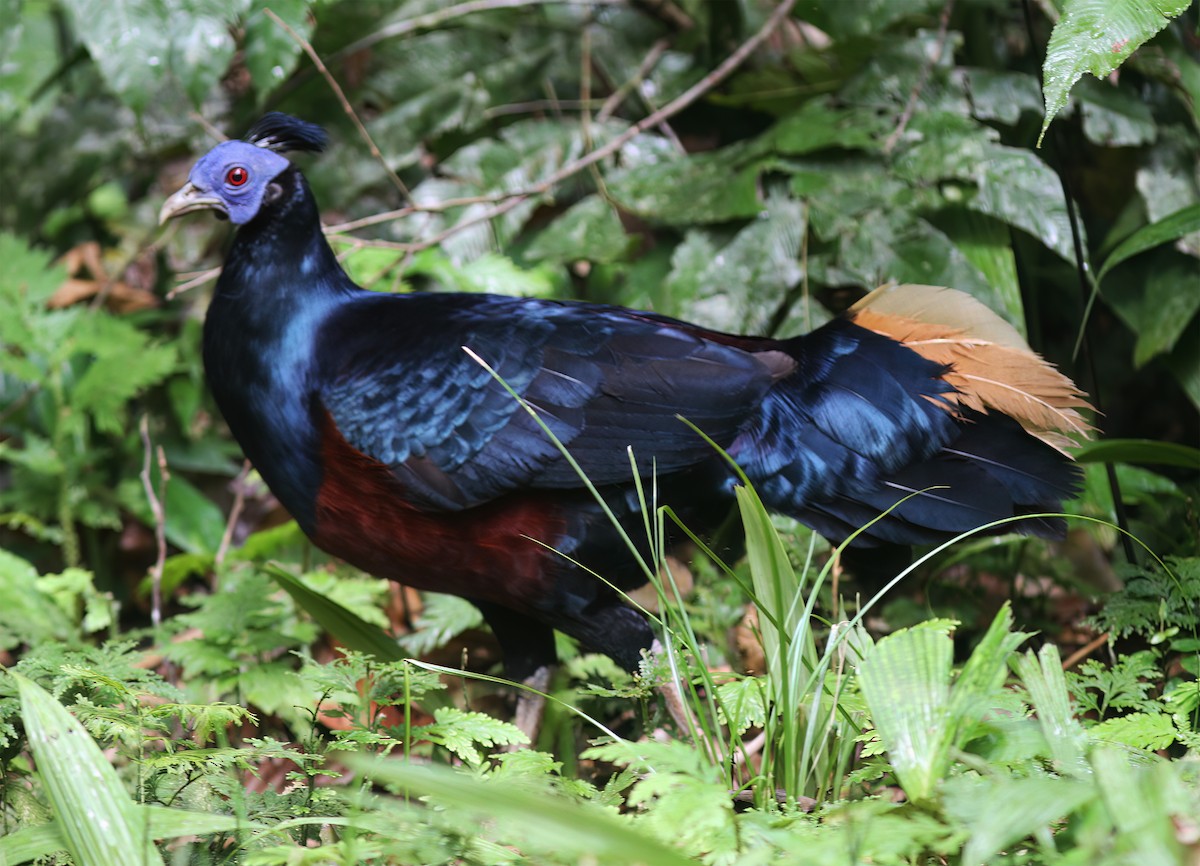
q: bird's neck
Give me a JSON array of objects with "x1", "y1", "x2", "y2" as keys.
[
  {"x1": 203, "y1": 168, "x2": 357, "y2": 532},
  {"x1": 217, "y1": 168, "x2": 354, "y2": 314}
]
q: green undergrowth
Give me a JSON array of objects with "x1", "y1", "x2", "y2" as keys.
[
  {"x1": 3, "y1": 0, "x2": 1200, "y2": 862},
  {"x1": 1, "y1": 481, "x2": 1198, "y2": 864}
]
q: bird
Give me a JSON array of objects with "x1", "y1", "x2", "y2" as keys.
[{"x1": 161, "y1": 113, "x2": 1093, "y2": 687}]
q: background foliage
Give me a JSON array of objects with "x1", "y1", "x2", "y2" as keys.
[{"x1": 1, "y1": 0, "x2": 1198, "y2": 863}]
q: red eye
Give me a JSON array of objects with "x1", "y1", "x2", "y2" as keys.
[{"x1": 226, "y1": 166, "x2": 249, "y2": 187}]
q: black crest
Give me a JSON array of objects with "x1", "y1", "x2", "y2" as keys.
[{"x1": 244, "y1": 113, "x2": 328, "y2": 154}]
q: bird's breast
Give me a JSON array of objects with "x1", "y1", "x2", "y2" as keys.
[{"x1": 310, "y1": 408, "x2": 567, "y2": 610}]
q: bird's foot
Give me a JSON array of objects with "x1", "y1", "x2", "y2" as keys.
[
  {"x1": 648, "y1": 638, "x2": 721, "y2": 762},
  {"x1": 507, "y1": 665, "x2": 552, "y2": 751}
]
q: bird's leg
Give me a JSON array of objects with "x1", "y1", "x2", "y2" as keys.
[
  {"x1": 510, "y1": 665, "x2": 552, "y2": 750},
  {"x1": 472, "y1": 600, "x2": 558, "y2": 750},
  {"x1": 648, "y1": 638, "x2": 721, "y2": 762}
]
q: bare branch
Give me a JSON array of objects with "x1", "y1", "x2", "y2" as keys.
[
  {"x1": 330, "y1": 0, "x2": 626, "y2": 62},
  {"x1": 169, "y1": 2, "x2": 798, "y2": 283},
  {"x1": 139, "y1": 415, "x2": 169, "y2": 631},
  {"x1": 266, "y1": 9, "x2": 412, "y2": 202},
  {"x1": 883, "y1": 0, "x2": 957, "y2": 154},
  {"x1": 165, "y1": 266, "x2": 221, "y2": 300},
  {"x1": 214, "y1": 460, "x2": 251, "y2": 582},
  {"x1": 596, "y1": 38, "x2": 668, "y2": 122},
  {"x1": 402, "y1": 0, "x2": 798, "y2": 254}
]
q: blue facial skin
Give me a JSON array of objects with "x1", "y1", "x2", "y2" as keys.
[{"x1": 188, "y1": 141, "x2": 292, "y2": 225}]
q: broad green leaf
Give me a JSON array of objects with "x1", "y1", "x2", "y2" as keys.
[
  {"x1": 0, "y1": 549, "x2": 76, "y2": 649},
  {"x1": 1040, "y1": 0, "x2": 1191, "y2": 144},
  {"x1": 120, "y1": 466, "x2": 227, "y2": 556},
  {"x1": 1131, "y1": 256, "x2": 1200, "y2": 367},
  {"x1": 968, "y1": 145, "x2": 1080, "y2": 265},
  {"x1": 1136, "y1": 134, "x2": 1200, "y2": 225},
  {"x1": 965, "y1": 69, "x2": 1043, "y2": 126},
  {"x1": 608, "y1": 145, "x2": 763, "y2": 224},
  {"x1": 1077, "y1": 78, "x2": 1157, "y2": 147},
  {"x1": 715, "y1": 676, "x2": 769, "y2": 735},
  {"x1": 526, "y1": 195, "x2": 632, "y2": 265},
  {"x1": 410, "y1": 250, "x2": 560, "y2": 298},
  {"x1": 1101, "y1": 250, "x2": 1200, "y2": 367},
  {"x1": 241, "y1": 0, "x2": 310, "y2": 93},
  {"x1": 946, "y1": 775, "x2": 1096, "y2": 866},
  {"x1": 0, "y1": 806, "x2": 264, "y2": 865},
  {"x1": 661, "y1": 195, "x2": 805, "y2": 333},
  {"x1": 13, "y1": 672, "x2": 165, "y2": 866},
  {"x1": 0, "y1": 821, "x2": 66, "y2": 864},
  {"x1": 858, "y1": 623, "x2": 954, "y2": 804},
  {"x1": 1073, "y1": 438, "x2": 1200, "y2": 470},
  {"x1": 894, "y1": 118, "x2": 1080, "y2": 264},
  {"x1": 946, "y1": 604, "x2": 1030, "y2": 745},
  {"x1": 0, "y1": 1, "x2": 59, "y2": 122},
  {"x1": 349, "y1": 756, "x2": 696, "y2": 866},
  {"x1": 263, "y1": 563, "x2": 404, "y2": 662},
  {"x1": 766, "y1": 100, "x2": 887, "y2": 155},
  {"x1": 1166, "y1": 332, "x2": 1200, "y2": 410},
  {"x1": 806, "y1": 0, "x2": 943, "y2": 40},
  {"x1": 1014, "y1": 644, "x2": 1088, "y2": 772},
  {"x1": 366, "y1": 32, "x2": 557, "y2": 172},
  {"x1": 1098, "y1": 202, "x2": 1200, "y2": 282},
  {"x1": 1091, "y1": 746, "x2": 1190, "y2": 862},
  {"x1": 62, "y1": 0, "x2": 249, "y2": 113},
  {"x1": 936, "y1": 211, "x2": 1024, "y2": 333},
  {"x1": 833, "y1": 209, "x2": 1010, "y2": 321}
]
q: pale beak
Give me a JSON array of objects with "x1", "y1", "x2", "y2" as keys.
[{"x1": 159, "y1": 182, "x2": 227, "y2": 224}]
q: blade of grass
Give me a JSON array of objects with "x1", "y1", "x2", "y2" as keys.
[
  {"x1": 0, "y1": 822, "x2": 66, "y2": 864},
  {"x1": 263, "y1": 563, "x2": 404, "y2": 662},
  {"x1": 346, "y1": 755, "x2": 696, "y2": 866},
  {"x1": 12, "y1": 672, "x2": 165, "y2": 866},
  {"x1": 0, "y1": 806, "x2": 266, "y2": 865}
]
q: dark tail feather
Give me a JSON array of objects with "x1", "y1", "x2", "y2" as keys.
[
  {"x1": 794, "y1": 409, "x2": 1078, "y2": 547},
  {"x1": 737, "y1": 316, "x2": 1081, "y2": 549}
]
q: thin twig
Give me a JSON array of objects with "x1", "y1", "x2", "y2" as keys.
[
  {"x1": 139, "y1": 415, "x2": 169, "y2": 631},
  {"x1": 1061, "y1": 631, "x2": 1110, "y2": 671},
  {"x1": 638, "y1": 0, "x2": 694, "y2": 32},
  {"x1": 171, "y1": 2, "x2": 794, "y2": 282},
  {"x1": 329, "y1": 0, "x2": 625, "y2": 63},
  {"x1": 166, "y1": 266, "x2": 222, "y2": 299},
  {"x1": 266, "y1": 9, "x2": 412, "y2": 202},
  {"x1": 597, "y1": 38, "x2": 669, "y2": 121},
  {"x1": 189, "y1": 111, "x2": 228, "y2": 143},
  {"x1": 401, "y1": 0, "x2": 798, "y2": 254},
  {"x1": 214, "y1": 460, "x2": 251, "y2": 581},
  {"x1": 580, "y1": 26, "x2": 595, "y2": 170},
  {"x1": 598, "y1": 38, "x2": 684, "y2": 151},
  {"x1": 882, "y1": 0, "x2": 957, "y2": 154},
  {"x1": 485, "y1": 98, "x2": 608, "y2": 118}
]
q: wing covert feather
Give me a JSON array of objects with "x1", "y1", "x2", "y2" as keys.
[{"x1": 316, "y1": 293, "x2": 777, "y2": 510}]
